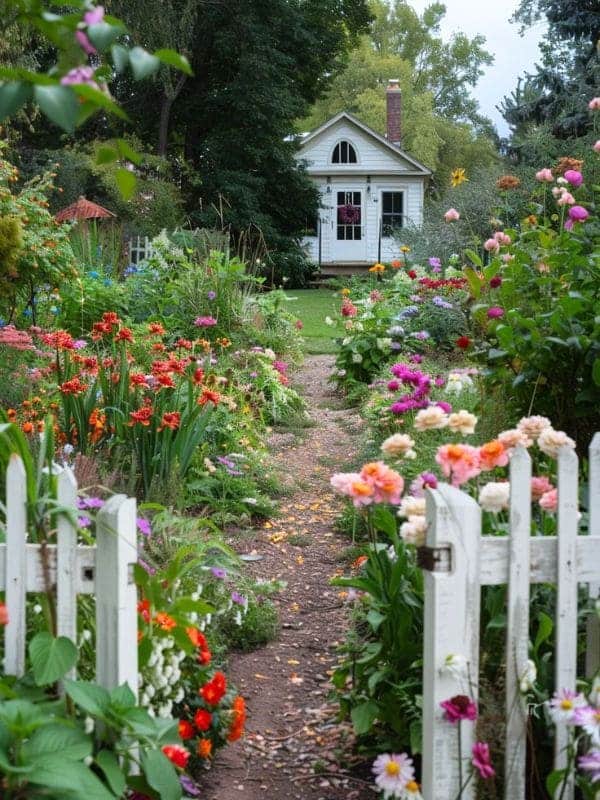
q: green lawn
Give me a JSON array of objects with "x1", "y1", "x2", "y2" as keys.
[{"x1": 283, "y1": 289, "x2": 339, "y2": 354}]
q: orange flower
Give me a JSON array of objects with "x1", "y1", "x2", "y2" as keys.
[
  {"x1": 154, "y1": 612, "x2": 177, "y2": 631},
  {"x1": 156, "y1": 374, "x2": 176, "y2": 390},
  {"x1": 115, "y1": 327, "x2": 134, "y2": 343},
  {"x1": 197, "y1": 739, "x2": 213, "y2": 759},
  {"x1": 479, "y1": 440, "x2": 509, "y2": 471},
  {"x1": 200, "y1": 671, "x2": 227, "y2": 705},
  {"x1": 36, "y1": 420, "x2": 45, "y2": 433},
  {"x1": 176, "y1": 338, "x2": 193, "y2": 350},
  {"x1": 6, "y1": 409, "x2": 16, "y2": 420},
  {"x1": 178, "y1": 719, "x2": 195, "y2": 740},
  {"x1": 227, "y1": 696, "x2": 247, "y2": 742},
  {"x1": 159, "y1": 411, "x2": 181, "y2": 431},
  {"x1": 369, "y1": 263, "x2": 386, "y2": 273},
  {"x1": 198, "y1": 390, "x2": 220, "y2": 406},
  {"x1": 102, "y1": 311, "x2": 121, "y2": 326},
  {"x1": 194, "y1": 708, "x2": 212, "y2": 732},
  {"x1": 22, "y1": 421, "x2": 34, "y2": 434},
  {"x1": 390, "y1": 259, "x2": 402, "y2": 269},
  {"x1": 187, "y1": 627, "x2": 208, "y2": 649},
  {"x1": 60, "y1": 377, "x2": 88, "y2": 395},
  {"x1": 352, "y1": 554, "x2": 368, "y2": 570},
  {"x1": 137, "y1": 599, "x2": 151, "y2": 623},
  {"x1": 198, "y1": 648, "x2": 212, "y2": 665},
  {"x1": 152, "y1": 342, "x2": 166, "y2": 352},
  {"x1": 40, "y1": 330, "x2": 75, "y2": 350}
]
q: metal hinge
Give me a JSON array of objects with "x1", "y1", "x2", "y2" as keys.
[{"x1": 416, "y1": 545, "x2": 452, "y2": 572}]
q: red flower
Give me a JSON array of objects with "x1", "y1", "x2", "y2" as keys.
[
  {"x1": 198, "y1": 648, "x2": 212, "y2": 666},
  {"x1": 227, "y1": 696, "x2": 246, "y2": 742},
  {"x1": 407, "y1": 270, "x2": 417, "y2": 279},
  {"x1": 130, "y1": 372, "x2": 149, "y2": 387},
  {"x1": 489, "y1": 276, "x2": 502, "y2": 288},
  {"x1": 159, "y1": 411, "x2": 181, "y2": 431},
  {"x1": 456, "y1": 336, "x2": 471, "y2": 350},
  {"x1": 40, "y1": 330, "x2": 75, "y2": 350},
  {"x1": 178, "y1": 720, "x2": 195, "y2": 740},
  {"x1": 0, "y1": 602, "x2": 9, "y2": 626},
  {"x1": 92, "y1": 321, "x2": 112, "y2": 339},
  {"x1": 161, "y1": 744, "x2": 190, "y2": 769},
  {"x1": 102, "y1": 312, "x2": 121, "y2": 326},
  {"x1": 115, "y1": 327, "x2": 134, "y2": 343},
  {"x1": 148, "y1": 322, "x2": 165, "y2": 335},
  {"x1": 199, "y1": 671, "x2": 227, "y2": 706},
  {"x1": 137, "y1": 599, "x2": 151, "y2": 623},
  {"x1": 152, "y1": 342, "x2": 166, "y2": 352},
  {"x1": 176, "y1": 338, "x2": 193, "y2": 350},
  {"x1": 198, "y1": 390, "x2": 220, "y2": 406},
  {"x1": 129, "y1": 407, "x2": 153, "y2": 426},
  {"x1": 151, "y1": 360, "x2": 171, "y2": 375},
  {"x1": 60, "y1": 377, "x2": 88, "y2": 395},
  {"x1": 193, "y1": 368, "x2": 204, "y2": 385},
  {"x1": 194, "y1": 708, "x2": 212, "y2": 732},
  {"x1": 440, "y1": 694, "x2": 477, "y2": 723},
  {"x1": 156, "y1": 374, "x2": 176, "y2": 389},
  {"x1": 167, "y1": 358, "x2": 187, "y2": 374}
]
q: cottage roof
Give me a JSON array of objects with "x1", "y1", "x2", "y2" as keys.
[{"x1": 55, "y1": 196, "x2": 116, "y2": 223}]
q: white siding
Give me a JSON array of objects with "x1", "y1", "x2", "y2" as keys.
[{"x1": 297, "y1": 116, "x2": 427, "y2": 266}]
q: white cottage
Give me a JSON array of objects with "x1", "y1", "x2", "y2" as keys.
[{"x1": 297, "y1": 80, "x2": 431, "y2": 268}]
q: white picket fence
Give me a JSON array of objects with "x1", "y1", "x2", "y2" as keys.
[
  {"x1": 421, "y1": 434, "x2": 600, "y2": 800},
  {"x1": 1, "y1": 454, "x2": 138, "y2": 693}
]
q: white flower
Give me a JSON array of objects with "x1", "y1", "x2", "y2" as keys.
[
  {"x1": 191, "y1": 592, "x2": 199, "y2": 601},
  {"x1": 575, "y1": 706, "x2": 600, "y2": 744},
  {"x1": 33, "y1": 604, "x2": 42, "y2": 615},
  {"x1": 414, "y1": 406, "x2": 448, "y2": 431},
  {"x1": 548, "y1": 689, "x2": 587, "y2": 724},
  {"x1": 140, "y1": 693, "x2": 149, "y2": 706},
  {"x1": 325, "y1": 316, "x2": 334, "y2": 326},
  {"x1": 478, "y1": 482, "x2": 510, "y2": 513},
  {"x1": 81, "y1": 629, "x2": 92, "y2": 642},
  {"x1": 377, "y1": 338, "x2": 392, "y2": 351},
  {"x1": 386, "y1": 545, "x2": 398, "y2": 563},
  {"x1": 447, "y1": 410, "x2": 477, "y2": 436},
  {"x1": 398, "y1": 496, "x2": 426, "y2": 518},
  {"x1": 352, "y1": 352, "x2": 363, "y2": 363},
  {"x1": 400, "y1": 515, "x2": 427, "y2": 546},
  {"x1": 381, "y1": 433, "x2": 416, "y2": 459},
  {"x1": 442, "y1": 653, "x2": 468, "y2": 681},
  {"x1": 519, "y1": 659, "x2": 537, "y2": 692},
  {"x1": 517, "y1": 415, "x2": 552, "y2": 440},
  {"x1": 372, "y1": 753, "x2": 415, "y2": 799},
  {"x1": 174, "y1": 688, "x2": 185, "y2": 703},
  {"x1": 243, "y1": 497, "x2": 258, "y2": 505},
  {"x1": 537, "y1": 428, "x2": 576, "y2": 458},
  {"x1": 84, "y1": 716, "x2": 95, "y2": 734},
  {"x1": 264, "y1": 348, "x2": 276, "y2": 360}
]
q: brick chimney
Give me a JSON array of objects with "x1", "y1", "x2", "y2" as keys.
[{"x1": 386, "y1": 79, "x2": 402, "y2": 146}]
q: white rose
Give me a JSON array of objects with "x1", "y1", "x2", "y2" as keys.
[{"x1": 478, "y1": 482, "x2": 510, "y2": 513}]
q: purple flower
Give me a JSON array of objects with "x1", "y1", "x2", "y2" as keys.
[
  {"x1": 398, "y1": 306, "x2": 419, "y2": 318},
  {"x1": 579, "y1": 750, "x2": 600, "y2": 782},
  {"x1": 136, "y1": 517, "x2": 152, "y2": 537},
  {"x1": 435, "y1": 376, "x2": 445, "y2": 387},
  {"x1": 564, "y1": 169, "x2": 583, "y2": 188},
  {"x1": 472, "y1": 742, "x2": 495, "y2": 780},
  {"x1": 428, "y1": 257, "x2": 442, "y2": 269},
  {"x1": 180, "y1": 775, "x2": 202, "y2": 797},
  {"x1": 231, "y1": 591, "x2": 246, "y2": 606},
  {"x1": 137, "y1": 557, "x2": 156, "y2": 575},
  {"x1": 413, "y1": 330, "x2": 430, "y2": 340},
  {"x1": 436, "y1": 401, "x2": 452, "y2": 413},
  {"x1": 421, "y1": 472, "x2": 438, "y2": 489},
  {"x1": 432, "y1": 296, "x2": 453, "y2": 309},
  {"x1": 409, "y1": 354, "x2": 423, "y2": 364},
  {"x1": 569, "y1": 205, "x2": 589, "y2": 222},
  {"x1": 79, "y1": 496, "x2": 104, "y2": 509},
  {"x1": 61, "y1": 65, "x2": 98, "y2": 87},
  {"x1": 73, "y1": 339, "x2": 88, "y2": 349},
  {"x1": 78, "y1": 515, "x2": 91, "y2": 528},
  {"x1": 194, "y1": 316, "x2": 218, "y2": 327},
  {"x1": 211, "y1": 567, "x2": 227, "y2": 579},
  {"x1": 487, "y1": 306, "x2": 504, "y2": 319},
  {"x1": 83, "y1": 5, "x2": 105, "y2": 25},
  {"x1": 441, "y1": 695, "x2": 478, "y2": 723},
  {"x1": 207, "y1": 291, "x2": 217, "y2": 300},
  {"x1": 74, "y1": 30, "x2": 96, "y2": 55}
]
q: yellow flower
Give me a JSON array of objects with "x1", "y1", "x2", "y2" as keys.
[
  {"x1": 400, "y1": 245, "x2": 410, "y2": 253},
  {"x1": 450, "y1": 168, "x2": 468, "y2": 187},
  {"x1": 340, "y1": 288, "x2": 350, "y2": 296},
  {"x1": 369, "y1": 262, "x2": 385, "y2": 273}
]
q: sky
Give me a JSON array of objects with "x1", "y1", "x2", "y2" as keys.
[{"x1": 409, "y1": 0, "x2": 547, "y2": 136}]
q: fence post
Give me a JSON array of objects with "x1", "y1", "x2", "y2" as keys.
[
  {"x1": 504, "y1": 446, "x2": 532, "y2": 797},
  {"x1": 95, "y1": 494, "x2": 138, "y2": 696},
  {"x1": 554, "y1": 446, "x2": 579, "y2": 800},
  {"x1": 56, "y1": 468, "x2": 78, "y2": 679},
  {"x1": 4, "y1": 455, "x2": 28, "y2": 676},
  {"x1": 422, "y1": 484, "x2": 481, "y2": 800},
  {"x1": 586, "y1": 434, "x2": 600, "y2": 678}
]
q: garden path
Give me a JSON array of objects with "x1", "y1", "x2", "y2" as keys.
[{"x1": 207, "y1": 355, "x2": 375, "y2": 800}]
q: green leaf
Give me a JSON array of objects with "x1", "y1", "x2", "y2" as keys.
[
  {"x1": 0, "y1": 82, "x2": 32, "y2": 121},
  {"x1": 370, "y1": 505, "x2": 398, "y2": 542},
  {"x1": 110, "y1": 683, "x2": 137, "y2": 710},
  {"x1": 111, "y1": 44, "x2": 130, "y2": 73},
  {"x1": 351, "y1": 700, "x2": 379, "y2": 735},
  {"x1": 74, "y1": 84, "x2": 128, "y2": 121},
  {"x1": 87, "y1": 22, "x2": 123, "y2": 51},
  {"x1": 22, "y1": 724, "x2": 91, "y2": 763},
  {"x1": 96, "y1": 750, "x2": 126, "y2": 797},
  {"x1": 487, "y1": 348, "x2": 508, "y2": 361},
  {"x1": 63, "y1": 680, "x2": 110, "y2": 717},
  {"x1": 129, "y1": 47, "x2": 160, "y2": 80},
  {"x1": 141, "y1": 749, "x2": 182, "y2": 800},
  {"x1": 33, "y1": 84, "x2": 79, "y2": 132},
  {"x1": 116, "y1": 138, "x2": 143, "y2": 165},
  {"x1": 592, "y1": 358, "x2": 600, "y2": 387},
  {"x1": 534, "y1": 612, "x2": 553, "y2": 654},
  {"x1": 154, "y1": 49, "x2": 193, "y2": 76},
  {"x1": 463, "y1": 267, "x2": 482, "y2": 299},
  {"x1": 366, "y1": 609, "x2": 386, "y2": 632},
  {"x1": 29, "y1": 633, "x2": 78, "y2": 686},
  {"x1": 96, "y1": 145, "x2": 118, "y2": 165},
  {"x1": 27, "y1": 759, "x2": 116, "y2": 799},
  {"x1": 464, "y1": 249, "x2": 483, "y2": 268},
  {"x1": 546, "y1": 768, "x2": 567, "y2": 798},
  {"x1": 115, "y1": 167, "x2": 137, "y2": 199}
]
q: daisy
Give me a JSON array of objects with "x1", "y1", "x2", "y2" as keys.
[
  {"x1": 373, "y1": 753, "x2": 415, "y2": 798},
  {"x1": 574, "y1": 706, "x2": 600, "y2": 744},
  {"x1": 548, "y1": 688, "x2": 587, "y2": 724}
]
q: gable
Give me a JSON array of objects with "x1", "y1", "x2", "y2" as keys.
[{"x1": 297, "y1": 114, "x2": 430, "y2": 176}]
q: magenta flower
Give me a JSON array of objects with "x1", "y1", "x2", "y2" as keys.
[
  {"x1": 211, "y1": 567, "x2": 227, "y2": 579},
  {"x1": 231, "y1": 591, "x2": 246, "y2": 606},
  {"x1": 194, "y1": 316, "x2": 218, "y2": 327},
  {"x1": 440, "y1": 695, "x2": 477, "y2": 723},
  {"x1": 472, "y1": 742, "x2": 495, "y2": 779},
  {"x1": 61, "y1": 65, "x2": 98, "y2": 88},
  {"x1": 78, "y1": 515, "x2": 92, "y2": 529},
  {"x1": 136, "y1": 517, "x2": 152, "y2": 537},
  {"x1": 436, "y1": 401, "x2": 452, "y2": 413},
  {"x1": 84, "y1": 6, "x2": 105, "y2": 25},
  {"x1": 564, "y1": 169, "x2": 583, "y2": 188},
  {"x1": 487, "y1": 306, "x2": 504, "y2": 319},
  {"x1": 569, "y1": 205, "x2": 589, "y2": 222},
  {"x1": 579, "y1": 750, "x2": 600, "y2": 782},
  {"x1": 74, "y1": 30, "x2": 97, "y2": 56}
]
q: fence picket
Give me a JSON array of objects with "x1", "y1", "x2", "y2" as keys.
[
  {"x1": 4, "y1": 455, "x2": 28, "y2": 676},
  {"x1": 95, "y1": 494, "x2": 138, "y2": 695},
  {"x1": 56, "y1": 469, "x2": 78, "y2": 678},
  {"x1": 504, "y1": 447, "x2": 532, "y2": 798},
  {"x1": 586, "y1": 434, "x2": 600, "y2": 678},
  {"x1": 422, "y1": 484, "x2": 481, "y2": 800},
  {"x1": 554, "y1": 446, "x2": 579, "y2": 799}
]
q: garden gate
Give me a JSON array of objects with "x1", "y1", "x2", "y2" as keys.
[
  {"x1": 1, "y1": 454, "x2": 138, "y2": 694},
  {"x1": 420, "y1": 435, "x2": 600, "y2": 800}
]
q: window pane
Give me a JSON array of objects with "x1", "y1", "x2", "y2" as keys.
[
  {"x1": 349, "y1": 145, "x2": 357, "y2": 163},
  {"x1": 333, "y1": 144, "x2": 340, "y2": 163},
  {"x1": 382, "y1": 193, "x2": 393, "y2": 213}
]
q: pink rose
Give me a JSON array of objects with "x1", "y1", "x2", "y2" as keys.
[
  {"x1": 535, "y1": 168, "x2": 553, "y2": 182},
  {"x1": 444, "y1": 207, "x2": 460, "y2": 222}
]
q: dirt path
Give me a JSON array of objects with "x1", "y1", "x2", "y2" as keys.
[{"x1": 207, "y1": 355, "x2": 375, "y2": 800}]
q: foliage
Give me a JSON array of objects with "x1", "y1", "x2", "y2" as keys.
[
  {"x1": 0, "y1": 144, "x2": 76, "y2": 320},
  {"x1": 0, "y1": 632, "x2": 185, "y2": 800}
]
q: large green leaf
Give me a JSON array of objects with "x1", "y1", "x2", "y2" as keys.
[
  {"x1": 63, "y1": 680, "x2": 110, "y2": 717},
  {"x1": 87, "y1": 22, "x2": 123, "y2": 51},
  {"x1": 22, "y1": 724, "x2": 91, "y2": 763},
  {"x1": 351, "y1": 700, "x2": 379, "y2": 735},
  {"x1": 27, "y1": 758, "x2": 116, "y2": 800},
  {"x1": 33, "y1": 84, "x2": 79, "y2": 132},
  {"x1": 141, "y1": 749, "x2": 182, "y2": 800},
  {"x1": 128, "y1": 47, "x2": 160, "y2": 80},
  {"x1": 96, "y1": 750, "x2": 127, "y2": 797},
  {"x1": 115, "y1": 167, "x2": 136, "y2": 200},
  {"x1": 0, "y1": 82, "x2": 32, "y2": 121},
  {"x1": 154, "y1": 49, "x2": 193, "y2": 76},
  {"x1": 29, "y1": 633, "x2": 78, "y2": 686}
]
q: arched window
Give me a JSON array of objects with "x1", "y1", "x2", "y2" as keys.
[{"x1": 332, "y1": 140, "x2": 358, "y2": 164}]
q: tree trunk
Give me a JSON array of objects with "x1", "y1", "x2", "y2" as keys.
[{"x1": 157, "y1": 74, "x2": 187, "y2": 156}]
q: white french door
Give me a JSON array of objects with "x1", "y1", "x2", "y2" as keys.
[{"x1": 332, "y1": 189, "x2": 367, "y2": 262}]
